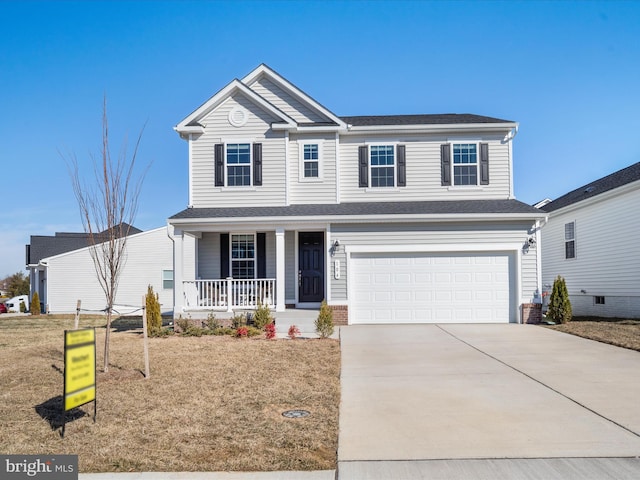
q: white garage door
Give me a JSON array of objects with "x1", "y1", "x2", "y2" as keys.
[{"x1": 350, "y1": 252, "x2": 512, "y2": 324}]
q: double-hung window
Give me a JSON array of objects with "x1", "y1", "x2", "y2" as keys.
[
  {"x1": 370, "y1": 145, "x2": 395, "y2": 187},
  {"x1": 300, "y1": 143, "x2": 321, "y2": 180},
  {"x1": 565, "y1": 222, "x2": 576, "y2": 259},
  {"x1": 231, "y1": 234, "x2": 255, "y2": 279},
  {"x1": 453, "y1": 143, "x2": 478, "y2": 186},
  {"x1": 226, "y1": 143, "x2": 251, "y2": 186},
  {"x1": 215, "y1": 142, "x2": 261, "y2": 187},
  {"x1": 162, "y1": 270, "x2": 174, "y2": 289},
  {"x1": 441, "y1": 142, "x2": 488, "y2": 187}
]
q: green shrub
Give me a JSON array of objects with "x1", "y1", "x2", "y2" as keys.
[
  {"x1": 212, "y1": 327, "x2": 235, "y2": 336},
  {"x1": 253, "y1": 301, "x2": 274, "y2": 330},
  {"x1": 19, "y1": 300, "x2": 27, "y2": 313},
  {"x1": 30, "y1": 292, "x2": 40, "y2": 315},
  {"x1": 547, "y1": 275, "x2": 572, "y2": 324},
  {"x1": 176, "y1": 317, "x2": 204, "y2": 336},
  {"x1": 315, "y1": 300, "x2": 334, "y2": 338},
  {"x1": 145, "y1": 285, "x2": 162, "y2": 336},
  {"x1": 231, "y1": 312, "x2": 248, "y2": 329},
  {"x1": 204, "y1": 313, "x2": 220, "y2": 331}
]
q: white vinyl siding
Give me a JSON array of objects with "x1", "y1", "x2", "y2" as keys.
[
  {"x1": 190, "y1": 94, "x2": 286, "y2": 207},
  {"x1": 247, "y1": 76, "x2": 328, "y2": 124},
  {"x1": 289, "y1": 134, "x2": 337, "y2": 204},
  {"x1": 541, "y1": 185, "x2": 640, "y2": 304},
  {"x1": 338, "y1": 134, "x2": 511, "y2": 202},
  {"x1": 44, "y1": 228, "x2": 174, "y2": 314}
]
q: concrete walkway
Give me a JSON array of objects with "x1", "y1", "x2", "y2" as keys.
[{"x1": 338, "y1": 324, "x2": 640, "y2": 479}]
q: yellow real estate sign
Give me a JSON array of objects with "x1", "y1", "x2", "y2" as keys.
[{"x1": 64, "y1": 328, "x2": 96, "y2": 411}]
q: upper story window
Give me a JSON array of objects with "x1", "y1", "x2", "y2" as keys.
[
  {"x1": 215, "y1": 143, "x2": 262, "y2": 187},
  {"x1": 441, "y1": 142, "x2": 489, "y2": 187},
  {"x1": 453, "y1": 143, "x2": 478, "y2": 185},
  {"x1": 300, "y1": 142, "x2": 322, "y2": 181},
  {"x1": 227, "y1": 143, "x2": 251, "y2": 186},
  {"x1": 565, "y1": 221, "x2": 576, "y2": 259},
  {"x1": 358, "y1": 145, "x2": 406, "y2": 188},
  {"x1": 231, "y1": 234, "x2": 255, "y2": 279},
  {"x1": 370, "y1": 145, "x2": 395, "y2": 187}
]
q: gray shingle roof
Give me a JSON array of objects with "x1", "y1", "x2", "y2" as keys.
[
  {"x1": 170, "y1": 200, "x2": 541, "y2": 221},
  {"x1": 340, "y1": 114, "x2": 514, "y2": 127},
  {"x1": 541, "y1": 162, "x2": 640, "y2": 213},
  {"x1": 27, "y1": 224, "x2": 142, "y2": 264}
]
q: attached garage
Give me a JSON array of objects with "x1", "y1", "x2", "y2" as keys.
[{"x1": 350, "y1": 251, "x2": 514, "y2": 324}]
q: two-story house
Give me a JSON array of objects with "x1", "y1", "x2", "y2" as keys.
[{"x1": 168, "y1": 64, "x2": 545, "y2": 324}]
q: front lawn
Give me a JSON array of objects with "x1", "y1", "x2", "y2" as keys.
[
  {"x1": 0, "y1": 315, "x2": 340, "y2": 473},
  {"x1": 544, "y1": 316, "x2": 640, "y2": 352}
]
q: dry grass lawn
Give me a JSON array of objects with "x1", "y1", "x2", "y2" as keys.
[
  {"x1": 0, "y1": 315, "x2": 340, "y2": 473},
  {"x1": 545, "y1": 316, "x2": 640, "y2": 352}
]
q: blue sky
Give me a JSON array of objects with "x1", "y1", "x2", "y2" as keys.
[{"x1": 1, "y1": 0, "x2": 639, "y2": 278}]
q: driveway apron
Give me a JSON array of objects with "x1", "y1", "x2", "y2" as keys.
[{"x1": 338, "y1": 324, "x2": 640, "y2": 464}]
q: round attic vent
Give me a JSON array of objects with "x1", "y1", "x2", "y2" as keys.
[{"x1": 228, "y1": 106, "x2": 248, "y2": 127}]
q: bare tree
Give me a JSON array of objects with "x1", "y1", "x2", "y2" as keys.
[{"x1": 67, "y1": 97, "x2": 148, "y2": 372}]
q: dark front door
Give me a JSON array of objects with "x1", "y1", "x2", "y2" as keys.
[{"x1": 298, "y1": 232, "x2": 325, "y2": 303}]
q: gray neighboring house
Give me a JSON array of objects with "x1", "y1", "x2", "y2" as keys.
[
  {"x1": 540, "y1": 162, "x2": 640, "y2": 318},
  {"x1": 168, "y1": 64, "x2": 545, "y2": 324}
]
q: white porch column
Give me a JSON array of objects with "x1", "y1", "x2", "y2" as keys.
[
  {"x1": 171, "y1": 226, "x2": 185, "y2": 316},
  {"x1": 275, "y1": 227, "x2": 285, "y2": 312}
]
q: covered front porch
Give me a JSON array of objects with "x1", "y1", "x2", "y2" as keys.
[{"x1": 169, "y1": 224, "x2": 331, "y2": 318}]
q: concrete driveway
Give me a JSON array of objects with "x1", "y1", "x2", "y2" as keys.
[{"x1": 338, "y1": 324, "x2": 640, "y2": 479}]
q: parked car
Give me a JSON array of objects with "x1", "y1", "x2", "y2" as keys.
[
  {"x1": 0, "y1": 301, "x2": 7, "y2": 314},
  {"x1": 5, "y1": 295, "x2": 29, "y2": 313}
]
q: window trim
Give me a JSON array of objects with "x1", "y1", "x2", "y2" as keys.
[
  {"x1": 368, "y1": 143, "x2": 396, "y2": 188},
  {"x1": 299, "y1": 141, "x2": 323, "y2": 182},
  {"x1": 565, "y1": 221, "x2": 576, "y2": 259},
  {"x1": 230, "y1": 233, "x2": 257, "y2": 279},
  {"x1": 225, "y1": 141, "x2": 253, "y2": 188},
  {"x1": 451, "y1": 142, "x2": 479, "y2": 187}
]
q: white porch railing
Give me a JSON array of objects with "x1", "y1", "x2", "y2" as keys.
[{"x1": 183, "y1": 278, "x2": 276, "y2": 312}]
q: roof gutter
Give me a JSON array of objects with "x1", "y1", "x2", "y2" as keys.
[
  {"x1": 343, "y1": 122, "x2": 518, "y2": 135},
  {"x1": 168, "y1": 211, "x2": 546, "y2": 228}
]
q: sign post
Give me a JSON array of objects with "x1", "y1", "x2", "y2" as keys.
[{"x1": 63, "y1": 328, "x2": 96, "y2": 437}]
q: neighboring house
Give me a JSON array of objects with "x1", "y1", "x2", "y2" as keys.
[
  {"x1": 168, "y1": 64, "x2": 545, "y2": 324},
  {"x1": 539, "y1": 162, "x2": 640, "y2": 318},
  {"x1": 26, "y1": 227, "x2": 175, "y2": 314}
]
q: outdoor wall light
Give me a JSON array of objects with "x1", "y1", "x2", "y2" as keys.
[{"x1": 333, "y1": 240, "x2": 340, "y2": 248}]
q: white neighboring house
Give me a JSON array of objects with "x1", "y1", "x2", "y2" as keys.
[
  {"x1": 540, "y1": 162, "x2": 640, "y2": 318},
  {"x1": 168, "y1": 64, "x2": 546, "y2": 324},
  {"x1": 27, "y1": 227, "x2": 177, "y2": 315}
]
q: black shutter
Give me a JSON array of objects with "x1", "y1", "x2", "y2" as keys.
[
  {"x1": 441, "y1": 144, "x2": 451, "y2": 186},
  {"x1": 397, "y1": 144, "x2": 406, "y2": 187},
  {"x1": 257, "y1": 233, "x2": 266, "y2": 278},
  {"x1": 253, "y1": 143, "x2": 262, "y2": 186},
  {"x1": 215, "y1": 144, "x2": 224, "y2": 187},
  {"x1": 358, "y1": 145, "x2": 369, "y2": 187},
  {"x1": 480, "y1": 143, "x2": 489, "y2": 185},
  {"x1": 220, "y1": 233, "x2": 229, "y2": 278}
]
